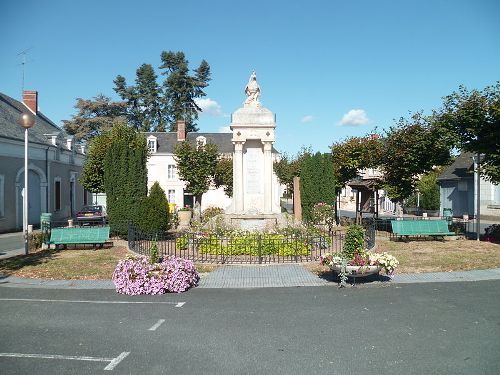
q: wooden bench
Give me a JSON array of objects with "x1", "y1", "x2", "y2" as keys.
[
  {"x1": 391, "y1": 220, "x2": 455, "y2": 239},
  {"x1": 48, "y1": 226, "x2": 110, "y2": 249}
]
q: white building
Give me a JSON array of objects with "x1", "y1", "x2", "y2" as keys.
[{"x1": 145, "y1": 121, "x2": 283, "y2": 212}]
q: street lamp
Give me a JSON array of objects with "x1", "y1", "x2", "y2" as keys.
[
  {"x1": 18, "y1": 112, "x2": 35, "y2": 255},
  {"x1": 472, "y1": 153, "x2": 481, "y2": 242}
]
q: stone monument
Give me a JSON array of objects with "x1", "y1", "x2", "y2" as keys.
[{"x1": 226, "y1": 71, "x2": 283, "y2": 229}]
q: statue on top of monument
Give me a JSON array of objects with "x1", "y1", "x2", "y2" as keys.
[{"x1": 244, "y1": 70, "x2": 261, "y2": 107}]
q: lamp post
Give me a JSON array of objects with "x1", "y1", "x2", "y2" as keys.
[
  {"x1": 18, "y1": 112, "x2": 35, "y2": 255},
  {"x1": 472, "y1": 153, "x2": 481, "y2": 242}
]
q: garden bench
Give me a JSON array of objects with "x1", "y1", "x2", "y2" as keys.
[
  {"x1": 47, "y1": 226, "x2": 110, "y2": 249},
  {"x1": 391, "y1": 219, "x2": 454, "y2": 239}
]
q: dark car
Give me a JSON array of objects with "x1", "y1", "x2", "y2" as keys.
[{"x1": 76, "y1": 205, "x2": 107, "y2": 224}]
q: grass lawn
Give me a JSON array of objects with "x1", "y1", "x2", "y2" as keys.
[
  {"x1": 376, "y1": 236, "x2": 500, "y2": 273},
  {"x1": 0, "y1": 242, "x2": 218, "y2": 280},
  {"x1": 307, "y1": 235, "x2": 500, "y2": 276},
  {"x1": 0, "y1": 246, "x2": 131, "y2": 280},
  {"x1": 1, "y1": 236, "x2": 499, "y2": 280}
]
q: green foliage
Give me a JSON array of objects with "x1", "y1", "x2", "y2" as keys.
[
  {"x1": 342, "y1": 224, "x2": 365, "y2": 259},
  {"x1": 138, "y1": 182, "x2": 169, "y2": 234},
  {"x1": 202, "y1": 207, "x2": 224, "y2": 223},
  {"x1": 311, "y1": 202, "x2": 335, "y2": 227},
  {"x1": 149, "y1": 241, "x2": 159, "y2": 264},
  {"x1": 114, "y1": 64, "x2": 166, "y2": 132},
  {"x1": 434, "y1": 82, "x2": 500, "y2": 183},
  {"x1": 214, "y1": 157, "x2": 233, "y2": 197},
  {"x1": 380, "y1": 112, "x2": 452, "y2": 202},
  {"x1": 28, "y1": 232, "x2": 46, "y2": 251},
  {"x1": 273, "y1": 148, "x2": 310, "y2": 194},
  {"x1": 407, "y1": 168, "x2": 442, "y2": 210},
  {"x1": 174, "y1": 141, "x2": 219, "y2": 206},
  {"x1": 113, "y1": 51, "x2": 211, "y2": 132},
  {"x1": 331, "y1": 135, "x2": 383, "y2": 190},
  {"x1": 197, "y1": 233, "x2": 310, "y2": 256},
  {"x1": 80, "y1": 133, "x2": 110, "y2": 193},
  {"x1": 300, "y1": 152, "x2": 336, "y2": 222},
  {"x1": 62, "y1": 95, "x2": 126, "y2": 141},
  {"x1": 103, "y1": 123, "x2": 148, "y2": 235}
]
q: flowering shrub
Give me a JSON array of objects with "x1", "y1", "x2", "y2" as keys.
[
  {"x1": 112, "y1": 255, "x2": 199, "y2": 295},
  {"x1": 311, "y1": 202, "x2": 335, "y2": 227},
  {"x1": 202, "y1": 206, "x2": 224, "y2": 223}
]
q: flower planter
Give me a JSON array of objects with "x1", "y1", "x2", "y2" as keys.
[
  {"x1": 329, "y1": 264, "x2": 382, "y2": 278},
  {"x1": 178, "y1": 210, "x2": 192, "y2": 228}
]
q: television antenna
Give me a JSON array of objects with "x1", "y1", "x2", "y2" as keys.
[{"x1": 17, "y1": 47, "x2": 34, "y2": 92}]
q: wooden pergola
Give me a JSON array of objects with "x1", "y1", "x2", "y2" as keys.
[{"x1": 347, "y1": 178, "x2": 382, "y2": 224}]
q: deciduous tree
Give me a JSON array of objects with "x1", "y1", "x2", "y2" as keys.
[
  {"x1": 62, "y1": 94, "x2": 126, "y2": 141},
  {"x1": 434, "y1": 82, "x2": 500, "y2": 183},
  {"x1": 174, "y1": 140, "x2": 219, "y2": 208}
]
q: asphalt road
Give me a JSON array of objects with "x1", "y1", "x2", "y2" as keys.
[
  {"x1": 0, "y1": 281, "x2": 499, "y2": 374},
  {"x1": 0, "y1": 232, "x2": 24, "y2": 260}
]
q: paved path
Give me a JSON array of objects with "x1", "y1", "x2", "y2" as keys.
[{"x1": 2, "y1": 265, "x2": 500, "y2": 289}]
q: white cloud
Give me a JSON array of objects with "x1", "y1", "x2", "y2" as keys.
[
  {"x1": 195, "y1": 98, "x2": 225, "y2": 117},
  {"x1": 218, "y1": 126, "x2": 231, "y2": 133},
  {"x1": 339, "y1": 109, "x2": 370, "y2": 126},
  {"x1": 301, "y1": 115, "x2": 314, "y2": 123}
]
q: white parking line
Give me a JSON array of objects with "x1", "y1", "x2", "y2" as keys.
[
  {"x1": 0, "y1": 298, "x2": 184, "y2": 305},
  {"x1": 148, "y1": 319, "x2": 166, "y2": 331},
  {"x1": 0, "y1": 351, "x2": 130, "y2": 371},
  {"x1": 103, "y1": 351, "x2": 130, "y2": 371}
]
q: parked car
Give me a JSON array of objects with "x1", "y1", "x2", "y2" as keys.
[{"x1": 76, "y1": 205, "x2": 107, "y2": 224}]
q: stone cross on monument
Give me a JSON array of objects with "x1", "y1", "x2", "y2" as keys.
[{"x1": 228, "y1": 71, "x2": 281, "y2": 224}]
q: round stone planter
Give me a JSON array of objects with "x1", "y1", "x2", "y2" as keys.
[
  {"x1": 177, "y1": 210, "x2": 192, "y2": 228},
  {"x1": 329, "y1": 264, "x2": 382, "y2": 278}
]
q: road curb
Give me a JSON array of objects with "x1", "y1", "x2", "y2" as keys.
[{"x1": 1, "y1": 266, "x2": 500, "y2": 290}]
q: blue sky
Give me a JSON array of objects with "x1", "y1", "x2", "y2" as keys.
[{"x1": 1, "y1": 0, "x2": 499, "y2": 154}]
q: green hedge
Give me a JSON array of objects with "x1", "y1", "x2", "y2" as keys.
[{"x1": 176, "y1": 233, "x2": 313, "y2": 256}]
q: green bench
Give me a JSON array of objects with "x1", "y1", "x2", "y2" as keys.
[
  {"x1": 391, "y1": 220, "x2": 455, "y2": 239},
  {"x1": 48, "y1": 226, "x2": 110, "y2": 249}
]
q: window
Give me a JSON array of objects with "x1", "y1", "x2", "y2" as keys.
[
  {"x1": 458, "y1": 181, "x2": 468, "y2": 192},
  {"x1": 168, "y1": 189, "x2": 175, "y2": 203},
  {"x1": 167, "y1": 164, "x2": 176, "y2": 180},
  {"x1": 54, "y1": 178, "x2": 61, "y2": 211},
  {"x1": 147, "y1": 136, "x2": 157, "y2": 153},
  {"x1": 0, "y1": 174, "x2": 4, "y2": 217}
]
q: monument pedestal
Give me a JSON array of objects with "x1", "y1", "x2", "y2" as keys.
[{"x1": 225, "y1": 71, "x2": 283, "y2": 229}]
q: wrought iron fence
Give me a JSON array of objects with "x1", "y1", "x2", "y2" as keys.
[{"x1": 128, "y1": 223, "x2": 347, "y2": 264}]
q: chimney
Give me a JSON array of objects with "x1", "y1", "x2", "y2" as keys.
[
  {"x1": 177, "y1": 120, "x2": 186, "y2": 141},
  {"x1": 23, "y1": 90, "x2": 38, "y2": 114}
]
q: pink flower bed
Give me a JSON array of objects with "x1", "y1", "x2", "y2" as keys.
[{"x1": 112, "y1": 255, "x2": 199, "y2": 295}]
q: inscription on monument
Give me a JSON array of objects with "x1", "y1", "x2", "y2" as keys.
[{"x1": 245, "y1": 147, "x2": 262, "y2": 194}]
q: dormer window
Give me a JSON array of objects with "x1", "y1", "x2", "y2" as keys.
[
  {"x1": 196, "y1": 136, "x2": 206, "y2": 148},
  {"x1": 147, "y1": 135, "x2": 157, "y2": 153}
]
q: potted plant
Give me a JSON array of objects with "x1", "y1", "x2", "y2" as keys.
[
  {"x1": 319, "y1": 224, "x2": 399, "y2": 279},
  {"x1": 177, "y1": 205, "x2": 193, "y2": 228}
]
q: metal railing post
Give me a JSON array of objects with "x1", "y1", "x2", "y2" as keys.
[{"x1": 258, "y1": 234, "x2": 262, "y2": 264}]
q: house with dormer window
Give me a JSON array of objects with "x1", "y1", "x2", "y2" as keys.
[{"x1": 144, "y1": 121, "x2": 236, "y2": 211}]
